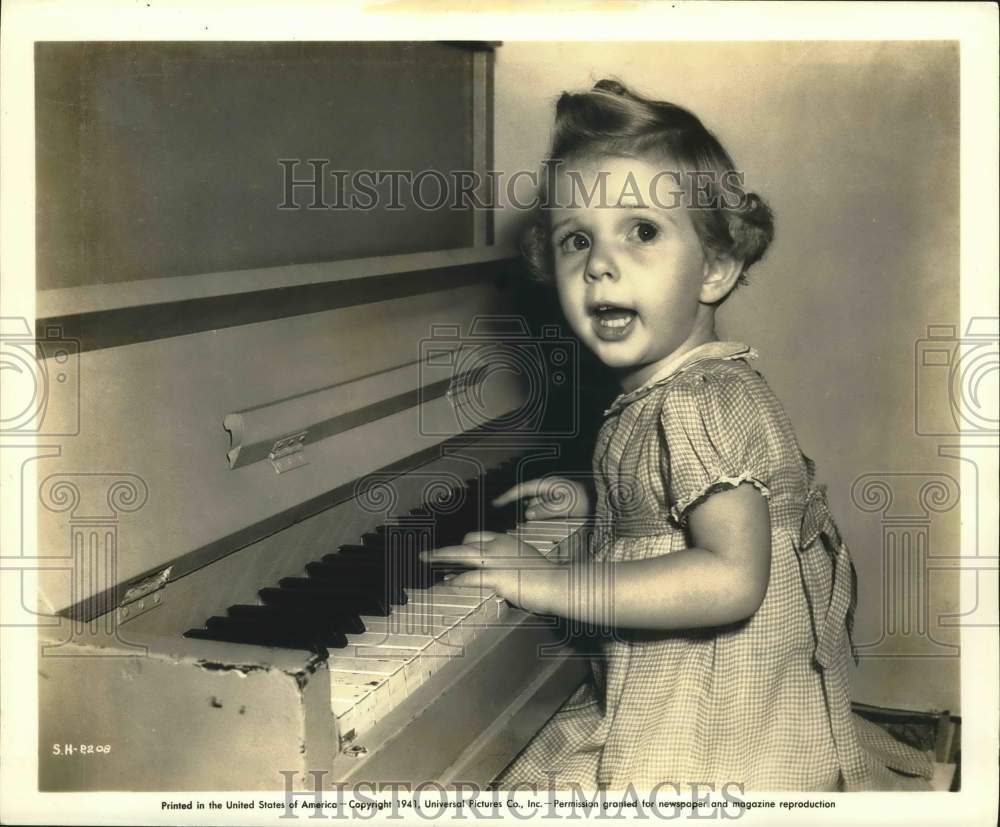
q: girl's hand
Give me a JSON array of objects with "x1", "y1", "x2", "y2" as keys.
[
  {"x1": 492, "y1": 477, "x2": 591, "y2": 520},
  {"x1": 420, "y1": 532, "x2": 557, "y2": 611}
]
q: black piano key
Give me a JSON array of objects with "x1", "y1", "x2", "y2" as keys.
[
  {"x1": 433, "y1": 511, "x2": 481, "y2": 544},
  {"x1": 227, "y1": 603, "x2": 366, "y2": 634},
  {"x1": 258, "y1": 587, "x2": 391, "y2": 617},
  {"x1": 489, "y1": 507, "x2": 520, "y2": 533},
  {"x1": 335, "y1": 543, "x2": 391, "y2": 558},
  {"x1": 380, "y1": 549, "x2": 436, "y2": 586},
  {"x1": 487, "y1": 465, "x2": 528, "y2": 530},
  {"x1": 186, "y1": 617, "x2": 342, "y2": 651},
  {"x1": 185, "y1": 626, "x2": 337, "y2": 653},
  {"x1": 315, "y1": 553, "x2": 389, "y2": 571},
  {"x1": 308, "y1": 558, "x2": 389, "y2": 578},
  {"x1": 317, "y1": 555, "x2": 400, "y2": 584},
  {"x1": 337, "y1": 537, "x2": 434, "y2": 589},
  {"x1": 359, "y1": 533, "x2": 385, "y2": 550},
  {"x1": 325, "y1": 546, "x2": 409, "y2": 578},
  {"x1": 391, "y1": 515, "x2": 437, "y2": 526},
  {"x1": 482, "y1": 465, "x2": 517, "y2": 505},
  {"x1": 403, "y1": 568, "x2": 436, "y2": 589},
  {"x1": 305, "y1": 562, "x2": 407, "y2": 601},
  {"x1": 205, "y1": 616, "x2": 348, "y2": 649},
  {"x1": 278, "y1": 576, "x2": 407, "y2": 606}
]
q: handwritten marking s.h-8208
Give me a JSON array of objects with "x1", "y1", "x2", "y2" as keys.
[{"x1": 51, "y1": 743, "x2": 111, "y2": 756}]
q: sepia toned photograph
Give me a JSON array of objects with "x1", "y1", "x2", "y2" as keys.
[{"x1": 1, "y1": 2, "x2": 997, "y2": 824}]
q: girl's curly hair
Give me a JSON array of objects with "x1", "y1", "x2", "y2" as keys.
[{"x1": 523, "y1": 79, "x2": 774, "y2": 293}]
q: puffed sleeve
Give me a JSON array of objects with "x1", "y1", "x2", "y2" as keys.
[{"x1": 658, "y1": 369, "x2": 774, "y2": 526}]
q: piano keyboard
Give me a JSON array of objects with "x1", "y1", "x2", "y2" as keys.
[
  {"x1": 327, "y1": 517, "x2": 587, "y2": 745},
  {"x1": 184, "y1": 460, "x2": 589, "y2": 747}
]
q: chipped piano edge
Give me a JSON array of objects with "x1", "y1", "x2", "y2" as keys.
[{"x1": 37, "y1": 626, "x2": 338, "y2": 791}]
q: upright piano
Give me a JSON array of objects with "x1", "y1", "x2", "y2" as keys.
[
  {"x1": 30, "y1": 41, "x2": 593, "y2": 791},
  {"x1": 34, "y1": 249, "x2": 591, "y2": 791}
]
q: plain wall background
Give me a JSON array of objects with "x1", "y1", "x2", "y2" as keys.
[{"x1": 492, "y1": 41, "x2": 961, "y2": 712}]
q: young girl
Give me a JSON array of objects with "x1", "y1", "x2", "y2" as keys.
[{"x1": 425, "y1": 80, "x2": 934, "y2": 792}]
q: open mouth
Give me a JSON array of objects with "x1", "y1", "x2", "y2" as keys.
[{"x1": 590, "y1": 304, "x2": 637, "y2": 340}]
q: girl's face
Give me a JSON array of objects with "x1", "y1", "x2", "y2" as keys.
[{"x1": 549, "y1": 155, "x2": 725, "y2": 391}]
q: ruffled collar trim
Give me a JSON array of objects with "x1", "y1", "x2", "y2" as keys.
[{"x1": 604, "y1": 341, "x2": 757, "y2": 417}]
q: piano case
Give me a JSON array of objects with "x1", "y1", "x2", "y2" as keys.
[{"x1": 35, "y1": 251, "x2": 590, "y2": 791}]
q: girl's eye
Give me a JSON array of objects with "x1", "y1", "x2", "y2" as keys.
[
  {"x1": 558, "y1": 232, "x2": 590, "y2": 254},
  {"x1": 627, "y1": 221, "x2": 660, "y2": 243}
]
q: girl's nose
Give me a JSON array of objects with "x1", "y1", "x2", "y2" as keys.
[{"x1": 584, "y1": 243, "x2": 619, "y2": 283}]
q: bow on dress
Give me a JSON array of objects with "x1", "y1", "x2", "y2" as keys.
[{"x1": 797, "y1": 485, "x2": 860, "y2": 669}]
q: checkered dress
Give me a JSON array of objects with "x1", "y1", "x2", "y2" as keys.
[{"x1": 495, "y1": 342, "x2": 933, "y2": 791}]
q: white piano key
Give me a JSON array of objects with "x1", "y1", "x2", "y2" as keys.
[
  {"x1": 334, "y1": 687, "x2": 378, "y2": 740},
  {"x1": 444, "y1": 608, "x2": 489, "y2": 646},
  {"x1": 517, "y1": 519, "x2": 587, "y2": 533},
  {"x1": 328, "y1": 670, "x2": 389, "y2": 688},
  {"x1": 326, "y1": 656, "x2": 406, "y2": 678},
  {"x1": 406, "y1": 638, "x2": 465, "y2": 680},
  {"x1": 329, "y1": 662, "x2": 412, "y2": 728},
  {"x1": 330, "y1": 683, "x2": 373, "y2": 716},
  {"x1": 406, "y1": 587, "x2": 488, "y2": 608},
  {"x1": 513, "y1": 530, "x2": 567, "y2": 540},
  {"x1": 399, "y1": 653, "x2": 430, "y2": 691},
  {"x1": 335, "y1": 706, "x2": 359, "y2": 741},
  {"x1": 361, "y1": 616, "x2": 450, "y2": 635},
  {"x1": 455, "y1": 596, "x2": 505, "y2": 645},
  {"x1": 329, "y1": 672, "x2": 390, "y2": 710},
  {"x1": 374, "y1": 601, "x2": 476, "y2": 646},
  {"x1": 372, "y1": 618, "x2": 470, "y2": 651},
  {"x1": 348, "y1": 645, "x2": 430, "y2": 660},
  {"x1": 512, "y1": 520, "x2": 586, "y2": 560},
  {"x1": 347, "y1": 631, "x2": 437, "y2": 650},
  {"x1": 519, "y1": 543, "x2": 557, "y2": 555},
  {"x1": 362, "y1": 606, "x2": 456, "y2": 635}
]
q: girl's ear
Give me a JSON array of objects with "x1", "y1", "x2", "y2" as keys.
[{"x1": 700, "y1": 252, "x2": 743, "y2": 304}]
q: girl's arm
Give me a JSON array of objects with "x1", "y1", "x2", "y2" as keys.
[{"x1": 425, "y1": 483, "x2": 771, "y2": 631}]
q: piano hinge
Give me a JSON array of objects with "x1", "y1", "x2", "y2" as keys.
[
  {"x1": 118, "y1": 566, "x2": 171, "y2": 624},
  {"x1": 269, "y1": 430, "x2": 309, "y2": 474}
]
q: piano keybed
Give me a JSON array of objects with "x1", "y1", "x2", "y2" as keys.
[{"x1": 184, "y1": 460, "x2": 589, "y2": 748}]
